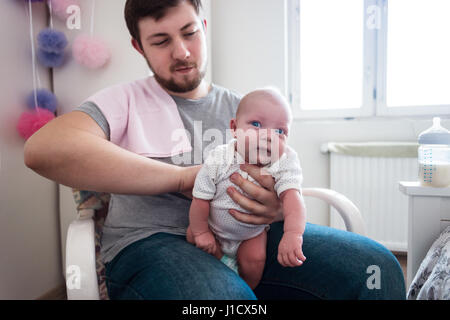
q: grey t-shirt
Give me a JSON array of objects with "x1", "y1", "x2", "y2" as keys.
[{"x1": 75, "y1": 83, "x2": 241, "y2": 263}]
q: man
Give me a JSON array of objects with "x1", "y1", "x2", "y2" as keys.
[{"x1": 24, "y1": 0, "x2": 406, "y2": 299}]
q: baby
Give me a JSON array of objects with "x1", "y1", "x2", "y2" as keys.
[{"x1": 186, "y1": 87, "x2": 307, "y2": 289}]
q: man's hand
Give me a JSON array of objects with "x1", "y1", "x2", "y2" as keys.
[{"x1": 227, "y1": 164, "x2": 283, "y2": 225}]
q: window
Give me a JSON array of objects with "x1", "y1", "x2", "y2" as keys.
[{"x1": 287, "y1": 0, "x2": 450, "y2": 119}]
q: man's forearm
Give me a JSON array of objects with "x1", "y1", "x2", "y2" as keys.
[{"x1": 24, "y1": 120, "x2": 198, "y2": 195}]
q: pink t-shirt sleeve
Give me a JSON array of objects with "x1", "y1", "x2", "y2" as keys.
[
  {"x1": 86, "y1": 83, "x2": 128, "y2": 145},
  {"x1": 85, "y1": 77, "x2": 192, "y2": 158}
]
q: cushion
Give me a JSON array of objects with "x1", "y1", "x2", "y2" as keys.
[{"x1": 72, "y1": 189, "x2": 111, "y2": 300}]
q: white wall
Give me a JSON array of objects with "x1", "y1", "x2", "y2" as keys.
[
  {"x1": 211, "y1": 0, "x2": 287, "y2": 95},
  {"x1": 210, "y1": 0, "x2": 450, "y2": 226},
  {"x1": 0, "y1": 1, "x2": 62, "y2": 299}
]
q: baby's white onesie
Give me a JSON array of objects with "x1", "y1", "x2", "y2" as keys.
[{"x1": 192, "y1": 139, "x2": 303, "y2": 257}]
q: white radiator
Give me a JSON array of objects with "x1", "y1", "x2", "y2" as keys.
[{"x1": 324, "y1": 142, "x2": 418, "y2": 252}]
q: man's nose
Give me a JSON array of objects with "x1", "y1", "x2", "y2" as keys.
[{"x1": 172, "y1": 39, "x2": 191, "y2": 60}]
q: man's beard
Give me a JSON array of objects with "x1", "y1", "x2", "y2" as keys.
[{"x1": 146, "y1": 57, "x2": 206, "y2": 93}]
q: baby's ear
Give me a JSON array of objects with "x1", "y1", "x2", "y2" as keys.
[{"x1": 230, "y1": 118, "x2": 237, "y2": 137}]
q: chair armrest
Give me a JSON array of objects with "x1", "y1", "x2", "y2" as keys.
[
  {"x1": 65, "y1": 209, "x2": 100, "y2": 300},
  {"x1": 302, "y1": 188, "x2": 366, "y2": 236}
]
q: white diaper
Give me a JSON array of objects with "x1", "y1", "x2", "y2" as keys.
[{"x1": 216, "y1": 236, "x2": 242, "y2": 257}]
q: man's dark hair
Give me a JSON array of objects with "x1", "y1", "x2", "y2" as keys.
[{"x1": 125, "y1": 0, "x2": 203, "y2": 49}]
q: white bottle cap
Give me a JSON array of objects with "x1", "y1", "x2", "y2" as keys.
[{"x1": 418, "y1": 117, "x2": 450, "y2": 145}]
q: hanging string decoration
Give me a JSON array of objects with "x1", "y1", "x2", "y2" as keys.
[
  {"x1": 73, "y1": 0, "x2": 110, "y2": 69},
  {"x1": 72, "y1": 34, "x2": 110, "y2": 69},
  {"x1": 36, "y1": 0, "x2": 68, "y2": 68},
  {"x1": 17, "y1": 0, "x2": 112, "y2": 139},
  {"x1": 17, "y1": 0, "x2": 55, "y2": 140},
  {"x1": 37, "y1": 28, "x2": 68, "y2": 67},
  {"x1": 26, "y1": 89, "x2": 58, "y2": 113},
  {"x1": 17, "y1": 108, "x2": 56, "y2": 140}
]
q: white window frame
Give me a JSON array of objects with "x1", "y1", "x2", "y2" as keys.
[
  {"x1": 375, "y1": 0, "x2": 450, "y2": 117},
  {"x1": 287, "y1": 0, "x2": 450, "y2": 119}
]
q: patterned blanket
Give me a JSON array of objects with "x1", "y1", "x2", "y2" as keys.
[
  {"x1": 72, "y1": 189, "x2": 110, "y2": 300},
  {"x1": 407, "y1": 226, "x2": 450, "y2": 300}
]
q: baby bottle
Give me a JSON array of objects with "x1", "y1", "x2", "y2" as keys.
[{"x1": 418, "y1": 117, "x2": 450, "y2": 187}]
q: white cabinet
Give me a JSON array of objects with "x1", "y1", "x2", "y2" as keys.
[{"x1": 399, "y1": 181, "x2": 450, "y2": 287}]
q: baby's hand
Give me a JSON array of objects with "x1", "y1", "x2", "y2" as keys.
[
  {"x1": 277, "y1": 232, "x2": 306, "y2": 267},
  {"x1": 194, "y1": 231, "x2": 217, "y2": 255}
]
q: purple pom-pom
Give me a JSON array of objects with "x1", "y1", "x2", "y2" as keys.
[
  {"x1": 37, "y1": 28, "x2": 68, "y2": 53},
  {"x1": 37, "y1": 48, "x2": 65, "y2": 68},
  {"x1": 26, "y1": 89, "x2": 58, "y2": 112}
]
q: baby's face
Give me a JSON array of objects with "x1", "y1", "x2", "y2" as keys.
[{"x1": 231, "y1": 91, "x2": 291, "y2": 166}]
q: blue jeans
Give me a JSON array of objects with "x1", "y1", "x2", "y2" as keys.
[{"x1": 104, "y1": 222, "x2": 406, "y2": 300}]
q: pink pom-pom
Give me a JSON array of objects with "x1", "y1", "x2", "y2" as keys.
[
  {"x1": 49, "y1": 0, "x2": 80, "y2": 20},
  {"x1": 72, "y1": 35, "x2": 111, "y2": 69},
  {"x1": 17, "y1": 108, "x2": 55, "y2": 140}
]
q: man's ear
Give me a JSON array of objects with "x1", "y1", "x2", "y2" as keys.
[
  {"x1": 202, "y1": 19, "x2": 207, "y2": 32},
  {"x1": 131, "y1": 38, "x2": 144, "y2": 55}
]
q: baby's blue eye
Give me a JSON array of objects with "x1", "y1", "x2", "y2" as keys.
[
  {"x1": 275, "y1": 128, "x2": 285, "y2": 135},
  {"x1": 251, "y1": 121, "x2": 261, "y2": 128}
]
